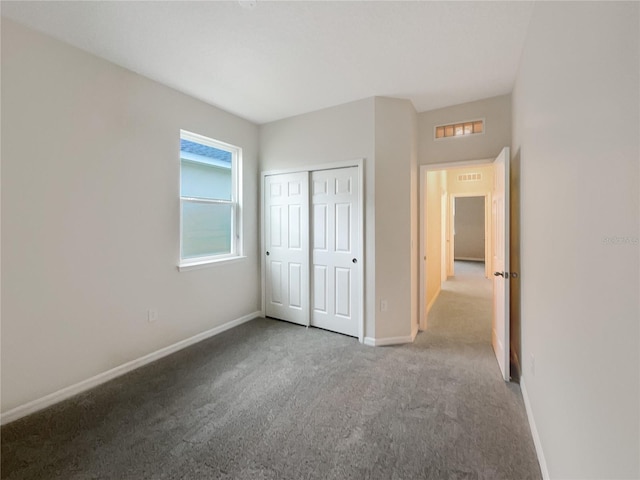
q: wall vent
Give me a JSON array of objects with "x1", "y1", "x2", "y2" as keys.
[
  {"x1": 435, "y1": 119, "x2": 484, "y2": 139},
  {"x1": 457, "y1": 173, "x2": 482, "y2": 182}
]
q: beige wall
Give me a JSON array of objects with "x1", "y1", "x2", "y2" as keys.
[
  {"x1": 419, "y1": 94, "x2": 511, "y2": 165},
  {"x1": 425, "y1": 170, "x2": 445, "y2": 310},
  {"x1": 260, "y1": 97, "x2": 418, "y2": 341},
  {"x1": 1, "y1": 20, "x2": 261, "y2": 413},
  {"x1": 259, "y1": 98, "x2": 377, "y2": 337},
  {"x1": 374, "y1": 97, "x2": 418, "y2": 339},
  {"x1": 513, "y1": 2, "x2": 639, "y2": 478},
  {"x1": 446, "y1": 164, "x2": 494, "y2": 195}
]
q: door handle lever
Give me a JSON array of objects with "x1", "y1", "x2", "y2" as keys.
[{"x1": 494, "y1": 271, "x2": 509, "y2": 278}]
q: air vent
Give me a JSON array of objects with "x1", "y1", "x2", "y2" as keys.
[
  {"x1": 435, "y1": 119, "x2": 484, "y2": 139},
  {"x1": 457, "y1": 173, "x2": 482, "y2": 182}
]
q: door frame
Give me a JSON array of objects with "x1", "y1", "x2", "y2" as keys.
[
  {"x1": 261, "y1": 159, "x2": 365, "y2": 342},
  {"x1": 449, "y1": 192, "x2": 492, "y2": 279},
  {"x1": 419, "y1": 159, "x2": 493, "y2": 331}
]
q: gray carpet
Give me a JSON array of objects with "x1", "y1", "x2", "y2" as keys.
[{"x1": 1, "y1": 264, "x2": 541, "y2": 479}]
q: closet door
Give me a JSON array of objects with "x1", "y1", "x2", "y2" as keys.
[
  {"x1": 311, "y1": 167, "x2": 360, "y2": 337},
  {"x1": 264, "y1": 172, "x2": 309, "y2": 326}
]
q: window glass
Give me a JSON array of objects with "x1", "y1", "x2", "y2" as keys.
[
  {"x1": 181, "y1": 202, "x2": 232, "y2": 259},
  {"x1": 179, "y1": 131, "x2": 241, "y2": 265},
  {"x1": 435, "y1": 120, "x2": 484, "y2": 139}
]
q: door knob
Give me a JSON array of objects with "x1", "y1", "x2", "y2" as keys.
[
  {"x1": 266, "y1": 251, "x2": 270, "y2": 256},
  {"x1": 352, "y1": 258, "x2": 357, "y2": 264}
]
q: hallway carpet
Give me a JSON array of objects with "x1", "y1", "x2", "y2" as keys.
[{"x1": 2, "y1": 265, "x2": 540, "y2": 479}]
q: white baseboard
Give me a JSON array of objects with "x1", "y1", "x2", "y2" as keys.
[
  {"x1": 364, "y1": 332, "x2": 416, "y2": 347},
  {"x1": 520, "y1": 376, "x2": 550, "y2": 480},
  {"x1": 454, "y1": 257, "x2": 484, "y2": 262},
  {"x1": 1, "y1": 311, "x2": 261, "y2": 426}
]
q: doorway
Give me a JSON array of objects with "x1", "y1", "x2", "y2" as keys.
[
  {"x1": 453, "y1": 196, "x2": 485, "y2": 264},
  {"x1": 419, "y1": 161, "x2": 495, "y2": 332},
  {"x1": 448, "y1": 193, "x2": 492, "y2": 279},
  {"x1": 419, "y1": 149, "x2": 512, "y2": 381}
]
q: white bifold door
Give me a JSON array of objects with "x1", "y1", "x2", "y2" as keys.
[{"x1": 264, "y1": 167, "x2": 360, "y2": 338}]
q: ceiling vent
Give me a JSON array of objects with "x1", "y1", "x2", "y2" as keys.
[{"x1": 457, "y1": 173, "x2": 482, "y2": 182}]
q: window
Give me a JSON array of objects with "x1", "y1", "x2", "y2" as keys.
[
  {"x1": 435, "y1": 119, "x2": 484, "y2": 139},
  {"x1": 179, "y1": 130, "x2": 241, "y2": 267}
]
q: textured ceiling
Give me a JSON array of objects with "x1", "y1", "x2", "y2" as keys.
[{"x1": 1, "y1": 1, "x2": 534, "y2": 124}]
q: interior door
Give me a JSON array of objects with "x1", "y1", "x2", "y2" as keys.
[
  {"x1": 311, "y1": 167, "x2": 360, "y2": 337},
  {"x1": 264, "y1": 172, "x2": 309, "y2": 326},
  {"x1": 492, "y1": 147, "x2": 510, "y2": 381}
]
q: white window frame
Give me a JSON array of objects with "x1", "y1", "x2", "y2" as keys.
[{"x1": 178, "y1": 130, "x2": 243, "y2": 270}]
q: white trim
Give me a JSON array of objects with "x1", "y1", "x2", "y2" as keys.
[
  {"x1": 357, "y1": 161, "x2": 365, "y2": 343},
  {"x1": 423, "y1": 158, "x2": 494, "y2": 171},
  {"x1": 178, "y1": 255, "x2": 247, "y2": 271},
  {"x1": 262, "y1": 159, "x2": 363, "y2": 177},
  {"x1": 363, "y1": 332, "x2": 416, "y2": 347},
  {"x1": 419, "y1": 165, "x2": 427, "y2": 331},
  {"x1": 520, "y1": 377, "x2": 550, "y2": 480},
  {"x1": 0, "y1": 311, "x2": 261, "y2": 426},
  {"x1": 180, "y1": 129, "x2": 239, "y2": 153}
]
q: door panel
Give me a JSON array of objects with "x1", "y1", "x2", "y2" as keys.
[
  {"x1": 289, "y1": 263, "x2": 302, "y2": 308},
  {"x1": 335, "y1": 203, "x2": 351, "y2": 252},
  {"x1": 270, "y1": 261, "x2": 283, "y2": 305},
  {"x1": 335, "y1": 267, "x2": 351, "y2": 317},
  {"x1": 264, "y1": 172, "x2": 309, "y2": 325},
  {"x1": 313, "y1": 204, "x2": 328, "y2": 250},
  {"x1": 289, "y1": 205, "x2": 302, "y2": 248},
  {"x1": 311, "y1": 167, "x2": 360, "y2": 337},
  {"x1": 492, "y1": 147, "x2": 510, "y2": 381},
  {"x1": 313, "y1": 266, "x2": 328, "y2": 313}
]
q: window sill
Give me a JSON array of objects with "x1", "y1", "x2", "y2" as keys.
[{"x1": 178, "y1": 255, "x2": 247, "y2": 272}]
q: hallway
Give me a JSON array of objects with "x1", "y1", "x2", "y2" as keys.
[
  {"x1": 413, "y1": 260, "x2": 540, "y2": 478},
  {"x1": 426, "y1": 260, "x2": 492, "y2": 344}
]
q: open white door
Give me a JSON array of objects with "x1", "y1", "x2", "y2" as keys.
[
  {"x1": 264, "y1": 172, "x2": 309, "y2": 326},
  {"x1": 492, "y1": 147, "x2": 510, "y2": 381}
]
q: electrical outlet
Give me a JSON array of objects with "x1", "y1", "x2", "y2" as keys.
[
  {"x1": 147, "y1": 309, "x2": 158, "y2": 323},
  {"x1": 530, "y1": 354, "x2": 535, "y2": 376},
  {"x1": 380, "y1": 300, "x2": 388, "y2": 312}
]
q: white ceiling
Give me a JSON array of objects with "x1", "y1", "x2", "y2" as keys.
[{"x1": 1, "y1": 1, "x2": 534, "y2": 125}]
